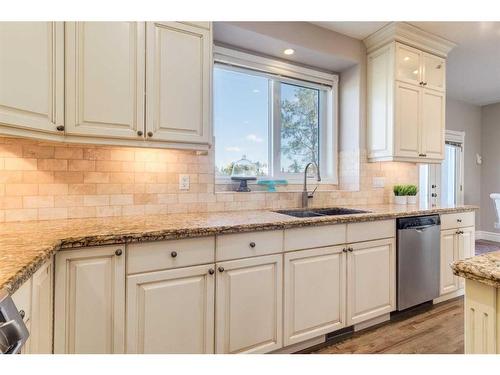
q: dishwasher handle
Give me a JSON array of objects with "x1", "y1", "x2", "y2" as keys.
[{"x1": 406, "y1": 224, "x2": 437, "y2": 232}]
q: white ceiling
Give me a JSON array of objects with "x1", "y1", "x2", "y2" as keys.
[{"x1": 315, "y1": 22, "x2": 500, "y2": 106}]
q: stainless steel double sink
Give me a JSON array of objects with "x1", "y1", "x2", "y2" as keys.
[{"x1": 275, "y1": 207, "x2": 371, "y2": 218}]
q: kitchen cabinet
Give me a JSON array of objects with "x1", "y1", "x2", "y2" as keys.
[
  {"x1": 215, "y1": 254, "x2": 283, "y2": 353},
  {"x1": 283, "y1": 246, "x2": 346, "y2": 346},
  {"x1": 440, "y1": 229, "x2": 458, "y2": 295},
  {"x1": 65, "y1": 22, "x2": 145, "y2": 139},
  {"x1": 30, "y1": 259, "x2": 54, "y2": 354},
  {"x1": 367, "y1": 38, "x2": 449, "y2": 163},
  {"x1": 54, "y1": 246, "x2": 125, "y2": 354},
  {"x1": 0, "y1": 22, "x2": 64, "y2": 134},
  {"x1": 145, "y1": 22, "x2": 212, "y2": 145},
  {"x1": 126, "y1": 264, "x2": 215, "y2": 354},
  {"x1": 346, "y1": 238, "x2": 396, "y2": 325},
  {"x1": 11, "y1": 277, "x2": 32, "y2": 354}
]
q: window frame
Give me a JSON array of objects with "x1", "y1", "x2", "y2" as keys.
[{"x1": 213, "y1": 46, "x2": 339, "y2": 185}]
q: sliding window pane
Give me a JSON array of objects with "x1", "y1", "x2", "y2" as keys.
[
  {"x1": 280, "y1": 83, "x2": 320, "y2": 173},
  {"x1": 213, "y1": 67, "x2": 269, "y2": 176}
]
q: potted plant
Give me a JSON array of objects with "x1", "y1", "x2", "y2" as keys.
[
  {"x1": 406, "y1": 185, "x2": 418, "y2": 205},
  {"x1": 393, "y1": 185, "x2": 407, "y2": 205}
]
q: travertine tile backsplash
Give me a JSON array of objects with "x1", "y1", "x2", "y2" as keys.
[{"x1": 0, "y1": 137, "x2": 418, "y2": 222}]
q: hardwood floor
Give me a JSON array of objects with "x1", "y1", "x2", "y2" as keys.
[{"x1": 311, "y1": 297, "x2": 464, "y2": 354}]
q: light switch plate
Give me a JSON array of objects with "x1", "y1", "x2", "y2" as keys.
[
  {"x1": 372, "y1": 177, "x2": 385, "y2": 188},
  {"x1": 179, "y1": 174, "x2": 190, "y2": 190}
]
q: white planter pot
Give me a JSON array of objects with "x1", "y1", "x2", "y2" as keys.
[
  {"x1": 407, "y1": 195, "x2": 417, "y2": 205},
  {"x1": 394, "y1": 195, "x2": 407, "y2": 205}
]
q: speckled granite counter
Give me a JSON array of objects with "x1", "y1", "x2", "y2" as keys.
[
  {"x1": 1, "y1": 204, "x2": 476, "y2": 294},
  {"x1": 452, "y1": 251, "x2": 500, "y2": 288}
]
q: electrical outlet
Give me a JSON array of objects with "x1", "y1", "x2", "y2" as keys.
[
  {"x1": 179, "y1": 175, "x2": 190, "y2": 190},
  {"x1": 372, "y1": 177, "x2": 385, "y2": 188}
]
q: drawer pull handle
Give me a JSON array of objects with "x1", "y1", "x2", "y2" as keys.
[
  {"x1": 171, "y1": 251, "x2": 178, "y2": 258},
  {"x1": 115, "y1": 249, "x2": 122, "y2": 256},
  {"x1": 342, "y1": 248, "x2": 347, "y2": 253},
  {"x1": 56, "y1": 125, "x2": 65, "y2": 132},
  {"x1": 218, "y1": 266, "x2": 225, "y2": 273},
  {"x1": 19, "y1": 310, "x2": 25, "y2": 319},
  {"x1": 249, "y1": 242, "x2": 256, "y2": 248},
  {"x1": 208, "y1": 268, "x2": 215, "y2": 275}
]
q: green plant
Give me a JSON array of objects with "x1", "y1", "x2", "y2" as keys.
[
  {"x1": 393, "y1": 185, "x2": 405, "y2": 196},
  {"x1": 406, "y1": 185, "x2": 418, "y2": 196}
]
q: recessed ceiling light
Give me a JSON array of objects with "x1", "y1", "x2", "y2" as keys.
[{"x1": 283, "y1": 48, "x2": 295, "y2": 55}]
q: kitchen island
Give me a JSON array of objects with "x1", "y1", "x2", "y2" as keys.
[{"x1": 452, "y1": 250, "x2": 500, "y2": 354}]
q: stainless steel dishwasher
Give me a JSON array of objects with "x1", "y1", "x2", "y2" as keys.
[{"x1": 397, "y1": 215, "x2": 441, "y2": 311}]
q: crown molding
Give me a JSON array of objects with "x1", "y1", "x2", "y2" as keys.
[{"x1": 363, "y1": 22, "x2": 456, "y2": 57}]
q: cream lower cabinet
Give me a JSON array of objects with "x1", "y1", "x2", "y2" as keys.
[
  {"x1": 215, "y1": 254, "x2": 283, "y2": 354},
  {"x1": 440, "y1": 226, "x2": 475, "y2": 296},
  {"x1": 30, "y1": 259, "x2": 54, "y2": 354},
  {"x1": 283, "y1": 246, "x2": 346, "y2": 346},
  {"x1": 346, "y1": 238, "x2": 396, "y2": 325},
  {"x1": 126, "y1": 264, "x2": 215, "y2": 354},
  {"x1": 54, "y1": 246, "x2": 125, "y2": 354}
]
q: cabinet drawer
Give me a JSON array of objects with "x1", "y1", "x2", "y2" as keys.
[
  {"x1": 440, "y1": 212, "x2": 474, "y2": 230},
  {"x1": 216, "y1": 230, "x2": 283, "y2": 261},
  {"x1": 127, "y1": 237, "x2": 215, "y2": 274},
  {"x1": 11, "y1": 277, "x2": 32, "y2": 323},
  {"x1": 347, "y1": 220, "x2": 395, "y2": 243},
  {"x1": 284, "y1": 224, "x2": 346, "y2": 251}
]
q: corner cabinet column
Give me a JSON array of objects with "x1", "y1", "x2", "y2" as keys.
[
  {"x1": 145, "y1": 22, "x2": 212, "y2": 145},
  {"x1": 54, "y1": 246, "x2": 125, "y2": 354},
  {"x1": 65, "y1": 22, "x2": 146, "y2": 139}
]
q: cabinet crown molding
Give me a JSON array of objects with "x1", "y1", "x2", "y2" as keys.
[{"x1": 363, "y1": 22, "x2": 456, "y2": 57}]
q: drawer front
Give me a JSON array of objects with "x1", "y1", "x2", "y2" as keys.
[
  {"x1": 127, "y1": 237, "x2": 215, "y2": 274},
  {"x1": 216, "y1": 230, "x2": 283, "y2": 261},
  {"x1": 347, "y1": 220, "x2": 395, "y2": 243},
  {"x1": 284, "y1": 224, "x2": 346, "y2": 251},
  {"x1": 440, "y1": 212, "x2": 475, "y2": 230},
  {"x1": 11, "y1": 277, "x2": 32, "y2": 323}
]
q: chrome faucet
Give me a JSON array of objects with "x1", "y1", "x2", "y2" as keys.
[{"x1": 302, "y1": 162, "x2": 321, "y2": 208}]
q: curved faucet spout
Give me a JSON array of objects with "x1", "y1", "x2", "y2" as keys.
[{"x1": 302, "y1": 162, "x2": 321, "y2": 208}]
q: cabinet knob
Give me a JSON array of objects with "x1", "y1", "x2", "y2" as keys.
[
  {"x1": 457, "y1": 219, "x2": 462, "y2": 223},
  {"x1": 423, "y1": 82, "x2": 427, "y2": 86},
  {"x1": 19, "y1": 310, "x2": 25, "y2": 319},
  {"x1": 342, "y1": 248, "x2": 347, "y2": 253},
  {"x1": 218, "y1": 266, "x2": 225, "y2": 273},
  {"x1": 208, "y1": 268, "x2": 215, "y2": 275},
  {"x1": 115, "y1": 249, "x2": 122, "y2": 256},
  {"x1": 137, "y1": 130, "x2": 143, "y2": 136},
  {"x1": 249, "y1": 242, "x2": 256, "y2": 248},
  {"x1": 348, "y1": 247, "x2": 354, "y2": 252},
  {"x1": 147, "y1": 131, "x2": 153, "y2": 137},
  {"x1": 419, "y1": 81, "x2": 424, "y2": 86},
  {"x1": 56, "y1": 125, "x2": 65, "y2": 132},
  {"x1": 171, "y1": 251, "x2": 178, "y2": 258}
]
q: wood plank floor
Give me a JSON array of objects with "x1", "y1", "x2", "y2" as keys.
[{"x1": 311, "y1": 297, "x2": 464, "y2": 354}]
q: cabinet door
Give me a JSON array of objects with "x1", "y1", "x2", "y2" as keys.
[
  {"x1": 440, "y1": 229, "x2": 459, "y2": 295},
  {"x1": 420, "y1": 89, "x2": 445, "y2": 160},
  {"x1": 284, "y1": 246, "x2": 345, "y2": 346},
  {"x1": 394, "y1": 82, "x2": 420, "y2": 159},
  {"x1": 54, "y1": 246, "x2": 125, "y2": 354},
  {"x1": 457, "y1": 227, "x2": 475, "y2": 288},
  {"x1": 30, "y1": 259, "x2": 53, "y2": 354},
  {"x1": 347, "y1": 238, "x2": 396, "y2": 325},
  {"x1": 395, "y1": 43, "x2": 422, "y2": 86},
  {"x1": 126, "y1": 264, "x2": 215, "y2": 354},
  {"x1": 65, "y1": 22, "x2": 145, "y2": 139},
  {"x1": 216, "y1": 254, "x2": 282, "y2": 354},
  {"x1": 146, "y1": 22, "x2": 211, "y2": 144},
  {"x1": 0, "y1": 22, "x2": 63, "y2": 133},
  {"x1": 422, "y1": 52, "x2": 446, "y2": 92}
]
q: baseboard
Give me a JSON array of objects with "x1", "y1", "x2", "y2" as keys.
[
  {"x1": 433, "y1": 289, "x2": 464, "y2": 304},
  {"x1": 271, "y1": 336, "x2": 325, "y2": 354},
  {"x1": 476, "y1": 231, "x2": 500, "y2": 242}
]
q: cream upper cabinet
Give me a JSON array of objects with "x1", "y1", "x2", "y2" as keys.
[
  {"x1": 367, "y1": 40, "x2": 448, "y2": 163},
  {"x1": 65, "y1": 22, "x2": 145, "y2": 139},
  {"x1": 346, "y1": 238, "x2": 396, "y2": 325},
  {"x1": 30, "y1": 259, "x2": 54, "y2": 354},
  {"x1": 54, "y1": 246, "x2": 125, "y2": 354},
  {"x1": 215, "y1": 254, "x2": 282, "y2": 354},
  {"x1": 284, "y1": 246, "x2": 346, "y2": 346},
  {"x1": 126, "y1": 264, "x2": 215, "y2": 354},
  {"x1": 145, "y1": 22, "x2": 212, "y2": 144},
  {"x1": 0, "y1": 22, "x2": 64, "y2": 134}
]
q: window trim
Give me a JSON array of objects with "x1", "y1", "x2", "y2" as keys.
[{"x1": 213, "y1": 46, "x2": 339, "y2": 185}]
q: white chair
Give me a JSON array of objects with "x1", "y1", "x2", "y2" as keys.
[{"x1": 491, "y1": 193, "x2": 500, "y2": 229}]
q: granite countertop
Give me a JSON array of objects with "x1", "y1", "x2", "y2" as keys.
[
  {"x1": 452, "y1": 251, "x2": 500, "y2": 288},
  {"x1": 0, "y1": 203, "x2": 477, "y2": 295}
]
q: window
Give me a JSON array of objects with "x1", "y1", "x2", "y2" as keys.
[{"x1": 213, "y1": 47, "x2": 338, "y2": 183}]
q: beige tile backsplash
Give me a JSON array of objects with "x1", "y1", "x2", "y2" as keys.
[{"x1": 0, "y1": 137, "x2": 418, "y2": 222}]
